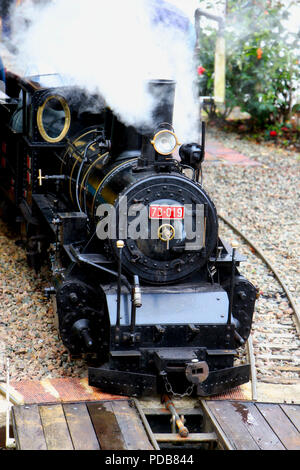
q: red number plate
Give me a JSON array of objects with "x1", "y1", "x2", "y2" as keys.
[{"x1": 149, "y1": 205, "x2": 184, "y2": 219}]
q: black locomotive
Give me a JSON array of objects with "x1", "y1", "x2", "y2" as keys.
[{"x1": 0, "y1": 72, "x2": 257, "y2": 397}]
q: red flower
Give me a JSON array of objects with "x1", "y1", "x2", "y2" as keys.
[
  {"x1": 270, "y1": 130, "x2": 277, "y2": 137},
  {"x1": 197, "y1": 66, "x2": 206, "y2": 75},
  {"x1": 282, "y1": 127, "x2": 289, "y2": 132},
  {"x1": 257, "y1": 48, "x2": 263, "y2": 60}
]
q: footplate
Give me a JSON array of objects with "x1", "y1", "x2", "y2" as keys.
[
  {"x1": 88, "y1": 366, "x2": 157, "y2": 397},
  {"x1": 195, "y1": 364, "x2": 250, "y2": 396}
]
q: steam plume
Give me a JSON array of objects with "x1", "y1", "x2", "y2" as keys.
[{"x1": 8, "y1": 0, "x2": 199, "y2": 141}]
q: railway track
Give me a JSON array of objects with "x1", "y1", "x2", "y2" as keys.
[{"x1": 218, "y1": 214, "x2": 300, "y2": 390}]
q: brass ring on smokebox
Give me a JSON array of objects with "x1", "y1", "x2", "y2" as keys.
[
  {"x1": 37, "y1": 94, "x2": 71, "y2": 143},
  {"x1": 158, "y1": 223, "x2": 175, "y2": 243}
]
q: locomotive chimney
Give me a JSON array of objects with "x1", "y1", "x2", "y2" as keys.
[
  {"x1": 148, "y1": 79, "x2": 176, "y2": 131},
  {"x1": 139, "y1": 79, "x2": 176, "y2": 168},
  {"x1": 108, "y1": 80, "x2": 176, "y2": 164}
]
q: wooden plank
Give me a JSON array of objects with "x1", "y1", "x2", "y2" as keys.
[
  {"x1": 234, "y1": 402, "x2": 285, "y2": 450},
  {"x1": 133, "y1": 398, "x2": 160, "y2": 450},
  {"x1": 255, "y1": 365, "x2": 300, "y2": 372},
  {"x1": 12, "y1": 405, "x2": 47, "y2": 450},
  {"x1": 63, "y1": 403, "x2": 100, "y2": 450},
  {"x1": 257, "y1": 403, "x2": 300, "y2": 450},
  {"x1": 39, "y1": 404, "x2": 74, "y2": 450},
  {"x1": 280, "y1": 404, "x2": 300, "y2": 433},
  {"x1": 207, "y1": 401, "x2": 260, "y2": 450},
  {"x1": 257, "y1": 377, "x2": 299, "y2": 385},
  {"x1": 257, "y1": 354, "x2": 296, "y2": 361},
  {"x1": 257, "y1": 342, "x2": 299, "y2": 349},
  {"x1": 112, "y1": 401, "x2": 153, "y2": 450},
  {"x1": 87, "y1": 401, "x2": 127, "y2": 450},
  {"x1": 200, "y1": 400, "x2": 234, "y2": 450},
  {"x1": 154, "y1": 432, "x2": 217, "y2": 443},
  {"x1": 143, "y1": 408, "x2": 202, "y2": 416},
  {"x1": 254, "y1": 323, "x2": 294, "y2": 329}
]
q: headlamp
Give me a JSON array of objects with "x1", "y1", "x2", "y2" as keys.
[{"x1": 151, "y1": 129, "x2": 179, "y2": 155}]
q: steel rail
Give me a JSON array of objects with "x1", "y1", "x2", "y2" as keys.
[
  {"x1": 246, "y1": 335, "x2": 257, "y2": 401},
  {"x1": 218, "y1": 212, "x2": 300, "y2": 401},
  {"x1": 218, "y1": 213, "x2": 300, "y2": 336}
]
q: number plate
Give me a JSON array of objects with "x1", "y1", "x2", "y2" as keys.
[{"x1": 149, "y1": 205, "x2": 184, "y2": 219}]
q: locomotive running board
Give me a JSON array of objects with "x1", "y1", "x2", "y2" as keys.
[{"x1": 88, "y1": 366, "x2": 157, "y2": 397}]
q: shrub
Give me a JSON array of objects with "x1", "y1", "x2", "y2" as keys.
[{"x1": 197, "y1": 0, "x2": 300, "y2": 129}]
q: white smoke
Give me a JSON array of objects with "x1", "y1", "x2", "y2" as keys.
[{"x1": 8, "y1": 0, "x2": 199, "y2": 142}]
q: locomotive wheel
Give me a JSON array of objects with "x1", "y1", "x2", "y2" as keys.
[{"x1": 55, "y1": 280, "x2": 109, "y2": 359}]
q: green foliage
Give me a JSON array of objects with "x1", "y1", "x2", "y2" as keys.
[{"x1": 197, "y1": 0, "x2": 300, "y2": 128}]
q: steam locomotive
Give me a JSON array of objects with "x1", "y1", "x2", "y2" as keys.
[{"x1": 0, "y1": 71, "x2": 257, "y2": 397}]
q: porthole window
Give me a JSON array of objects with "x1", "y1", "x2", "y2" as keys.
[{"x1": 37, "y1": 94, "x2": 71, "y2": 143}]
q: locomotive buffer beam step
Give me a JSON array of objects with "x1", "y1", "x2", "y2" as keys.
[
  {"x1": 89, "y1": 365, "x2": 157, "y2": 398},
  {"x1": 88, "y1": 350, "x2": 251, "y2": 398}
]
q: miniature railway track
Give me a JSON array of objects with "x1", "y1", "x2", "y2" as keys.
[{"x1": 219, "y1": 214, "x2": 300, "y2": 388}]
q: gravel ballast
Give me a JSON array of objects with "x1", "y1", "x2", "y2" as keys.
[
  {"x1": 0, "y1": 126, "x2": 299, "y2": 385},
  {"x1": 203, "y1": 128, "x2": 300, "y2": 384},
  {"x1": 203, "y1": 127, "x2": 300, "y2": 310}
]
